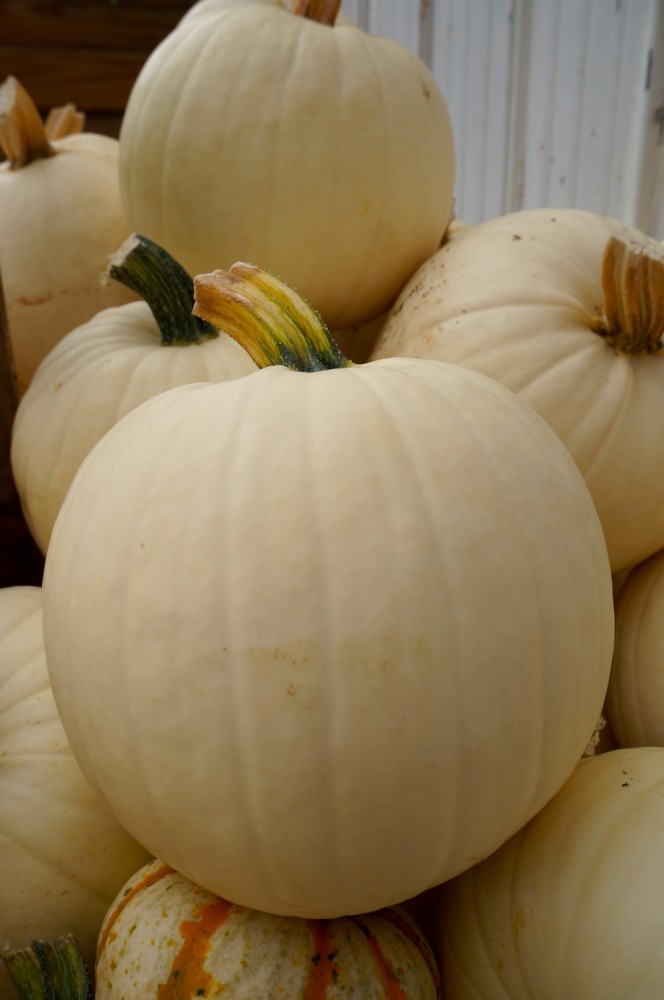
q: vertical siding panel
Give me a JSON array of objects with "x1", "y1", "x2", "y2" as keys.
[
  {"x1": 429, "y1": 0, "x2": 516, "y2": 223},
  {"x1": 365, "y1": 0, "x2": 422, "y2": 53},
  {"x1": 632, "y1": 0, "x2": 664, "y2": 235},
  {"x1": 519, "y1": 0, "x2": 658, "y2": 225},
  {"x1": 340, "y1": 0, "x2": 369, "y2": 29},
  {"x1": 340, "y1": 0, "x2": 663, "y2": 236}
]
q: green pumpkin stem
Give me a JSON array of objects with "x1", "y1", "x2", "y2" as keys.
[
  {"x1": 0, "y1": 76, "x2": 55, "y2": 169},
  {"x1": 192, "y1": 263, "x2": 352, "y2": 372},
  {"x1": 598, "y1": 231, "x2": 664, "y2": 355},
  {"x1": 107, "y1": 233, "x2": 219, "y2": 346},
  {"x1": 2, "y1": 936, "x2": 93, "y2": 1000},
  {"x1": 291, "y1": 0, "x2": 342, "y2": 25}
]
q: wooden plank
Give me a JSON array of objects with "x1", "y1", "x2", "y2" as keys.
[
  {"x1": 0, "y1": 46, "x2": 149, "y2": 112},
  {"x1": 0, "y1": 0, "x2": 192, "y2": 50}
]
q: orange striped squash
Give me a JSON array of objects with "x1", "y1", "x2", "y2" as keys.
[{"x1": 95, "y1": 859, "x2": 441, "y2": 999}]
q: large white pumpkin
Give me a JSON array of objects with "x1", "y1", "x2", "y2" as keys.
[
  {"x1": 41, "y1": 265, "x2": 613, "y2": 919},
  {"x1": 0, "y1": 586, "x2": 151, "y2": 997},
  {"x1": 437, "y1": 747, "x2": 664, "y2": 999},
  {"x1": 117, "y1": 0, "x2": 455, "y2": 329},
  {"x1": 371, "y1": 209, "x2": 664, "y2": 572}
]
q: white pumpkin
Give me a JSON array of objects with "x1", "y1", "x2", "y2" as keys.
[
  {"x1": 41, "y1": 264, "x2": 613, "y2": 919},
  {"x1": 0, "y1": 586, "x2": 151, "y2": 998},
  {"x1": 118, "y1": 0, "x2": 455, "y2": 329},
  {"x1": 437, "y1": 747, "x2": 664, "y2": 999},
  {"x1": 371, "y1": 209, "x2": 664, "y2": 572},
  {"x1": 10, "y1": 234, "x2": 255, "y2": 554},
  {"x1": 0, "y1": 77, "x2": 136, "y2": 393},
  {"x1": 605, "y1": 550, "x2": 664, "y2": 748}
]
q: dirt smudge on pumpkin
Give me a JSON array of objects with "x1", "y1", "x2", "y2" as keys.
[{"x1": 157, "y1": 896, "x2": 234, "y2": 998}]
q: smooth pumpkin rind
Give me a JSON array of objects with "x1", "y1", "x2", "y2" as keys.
[
  {"x1": 437, "y1": 747, "x2": 664, "y2": 1000},
  {"x1": 42, "y1": 355, "x2": 613, "y2": 917},
  {"x1": 0, "y1": 586, "x2": 151, "y2": 996},
  {"x1": 118, "y1": 0, "x2": 455, "y2": 329},
  {"x1": 371, "y1": 208, "x2": 664, "y2": 572}
]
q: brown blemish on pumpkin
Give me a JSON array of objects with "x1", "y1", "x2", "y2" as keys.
[
  {"x1": 157, "y1": 896, "x2": 235, "y2": 998},
  {"x1": 17, "y1": 291, "x2": 54, "y2": 306},
  {"x1": 97, "y1": 862, "x2": 174, "y2": 958},
  {"x1": 512, "y1": 907, "x2": 526, "y2": 947}
]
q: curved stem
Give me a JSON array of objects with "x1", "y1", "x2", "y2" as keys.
[
  {"x1": 291, "y1": 0, "x2": 342, "y2": 25},
  {"x1": 598, "y1": 231, "x2": 664, "y2": 355},
  {"x1": 107, "y1": 234, "x2": 219, "y2": 346},
  {"x1": 0, "y1": 76, "x2": 54, "y2": 168},
  {"x1": 193, "y1": 263, "x2": 352, "y2": 372}
]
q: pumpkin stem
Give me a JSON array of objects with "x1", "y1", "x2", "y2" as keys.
[
  {"x1": 597, "y1": 231, "x2": 664, "y2": 355},
  {"x1": 2, "y1": 936, "x2": 93, "y2": 1000},
  {"x1": 0, "y1": 76, "x2": 55, "y2": 168},
  {"x1": 291, "y1": 0, "x2": 342, "y2": 25},
  {"x1": 43, "y1": 103, "x2": 85, "y2": 141},
  {"x1": 193, "y1": 263, "x2": 352, "y2": 371},
  {"x1": 106, "y1": 233, "x2": 219, "y2": 346}
]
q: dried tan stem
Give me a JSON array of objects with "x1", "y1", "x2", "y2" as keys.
[
  {"x1": 599, "y1": 231, "x2": 664, "y2": 355},
  {"x1": 44, "y1": 103, "x2": 85, "y2": 141},
  {"x1": 0, "y1": 75, "x2": 55, "y2": 168},
  {"x1": 291, "y1": 0, "x2": 342, "y2": 25}
]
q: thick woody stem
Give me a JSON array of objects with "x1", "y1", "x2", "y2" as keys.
[
  {"x1": 2, "y1": 936, "x2": 93, "y2": 1000},
  {"x1": 107, "y1": 233, "x2": 219, "y2": 346},
  {"x1": 599, "y1": 231, "x2": 664, "y2": 355},
  {"x1": 193, "y1": 263, "x2": 351, "y2": 372},
  {"x1": 0, "y1": 76, "x2": 54, "y2": 168},
  {"x1": 291, "y1": 0, "x2": 342, "y2": 25}
]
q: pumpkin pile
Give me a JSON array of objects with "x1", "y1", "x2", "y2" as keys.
[{"x1": 1, "y1": 1, "x2": 663, "y2": 998}]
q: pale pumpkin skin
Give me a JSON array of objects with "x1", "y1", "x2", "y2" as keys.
[
  {"x1": 437, "y1": 747, "x2": 664, "y2": 1000},
  {"x1": 95, "y1": 859, "x2": 441, "y2": 999},
  {"x1": 118, "y1": 0, "x2": 455, "y2": 329},
  {"x1": 0, "y1": 586, "x2": 151, "y2": 1000},
  {"x1": 605, "y1": 551, "x2": 664, "y2": 748},
  {"x1": 10, "y1": 300, "x2": 255, "y2": 554},
  {"x1": 0, "y1": 130, "x2": 136, "y2": 394},
  {"x1": 42, "y1": 355, "x2": 614, "y2": 918},
  {"x1": 371, "y1": 209, "x2": 664, "y2": 573}
]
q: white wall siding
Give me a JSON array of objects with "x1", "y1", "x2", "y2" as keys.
[{"x1": 342, "y1": 0, "x2": 664, "y2": 237}]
